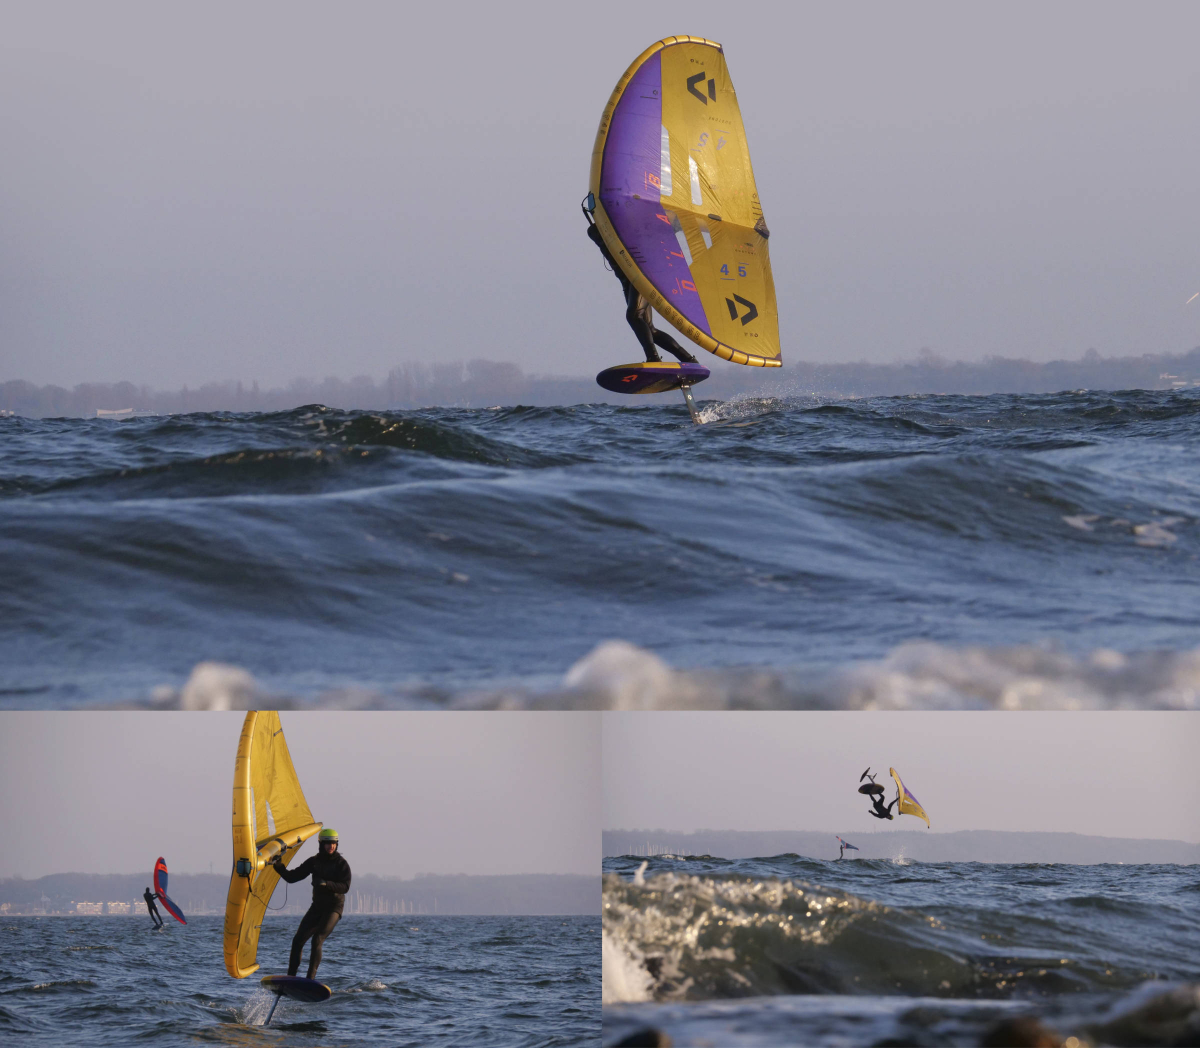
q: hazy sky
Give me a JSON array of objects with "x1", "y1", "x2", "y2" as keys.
[
  {"x1": 0, "y1": 712, "x2": 599, "y2": 879},
  {"x1": 603, "y1": 712, "x2": 1200, "y2": 842},
  {"x1": 3, "y1": 2, "x2": 1198, "y2": 389}
]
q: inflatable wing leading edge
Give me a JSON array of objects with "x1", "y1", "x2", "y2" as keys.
[
  {"x1": 153, "y1": 856, "x2": 187, "y2": 925},
  {"x1": 590, "y1": 37, "x2": 781, "y2": 368},
  {"x1": 889, "y1": 768, "x2": 931, "y2": 828},
  {"x1": 223, "y1": 711, "x2": 322, "y2": 978}
]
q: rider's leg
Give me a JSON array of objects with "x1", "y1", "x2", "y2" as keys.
[
  {"x1": 652, "y1": 329, "x2": 698, "y2": 364},
  {"x1": 624, "y1": 286, "x2": 661, "y2": 362}
]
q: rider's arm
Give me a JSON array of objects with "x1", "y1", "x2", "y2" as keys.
[
  {"x1": 274, "y1": 856, "x2": 311, "y2": 884},
  {"x1": 587, "y1": 222, "x2": 619, "y2": 267}
]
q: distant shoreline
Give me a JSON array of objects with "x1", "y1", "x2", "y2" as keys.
[
  {"x1": 0, "y1": 911, "x2": 596, "y2": 918},
  {"x1": 603, "y1": 828, "x2": 1200, "y2": 865},
  {"x1": 0, "y1": 871, "x2": 601, "y2": 917},
  {"x1": 4, "y1": 345, "x2": 1199, "y2": 417}
]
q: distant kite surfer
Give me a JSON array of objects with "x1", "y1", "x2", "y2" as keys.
[
  {"x1": 858, "y1": 767, "x2": 898, "y2": 821},
  {"x1": 836, "y1": 836, "x2": 860, "y2": 860},
  {"x1": 582, "y1": 197, "x2": 699, "y2": 366},
  {"x1": 143, "y1": 887, "x2": 163, "y2": 928},
  {"x1": 271, "y1": 828, "x2": 351, "y2": 981}
]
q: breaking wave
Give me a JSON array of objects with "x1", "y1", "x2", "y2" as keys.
[{"x1": 602, "y1": 861, "x2": 1199, "y2": 1004}]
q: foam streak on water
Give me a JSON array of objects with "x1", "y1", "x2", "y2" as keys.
[{"x1": 3, "y1": 390, "x2": 1199, "y2": 707}]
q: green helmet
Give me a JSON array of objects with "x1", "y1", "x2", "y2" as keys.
[{"x1": 318, "y1": 828, "x2": 339, "y2": 842}]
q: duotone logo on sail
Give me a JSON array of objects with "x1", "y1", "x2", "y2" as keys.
[
  {"x1": 687, "y1": 72, "x2": 716, "y2": 104},
  {"x1": 725, "y1": 296, "x2": 758, "y2": 325}
]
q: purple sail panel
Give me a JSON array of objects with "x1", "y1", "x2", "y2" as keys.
[{"x1": 600, "y1": 52, "x2": 711, "y2": 337}]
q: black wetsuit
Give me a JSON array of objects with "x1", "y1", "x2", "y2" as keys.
[
  {"x1": 276, "y1": 851, "x2": 352, "y2": 979},
  {"x1": 143, "y1": 888, "x2": 163, "y2": 928},
  {"x1": 586, "y1": 221, "x2": 697, "y2": 364},
  {"x1": 868, "y1": 796, "x2": 898, "y2": 821}
]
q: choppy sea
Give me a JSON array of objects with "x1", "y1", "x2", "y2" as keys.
[
  {"x1": 602, "y1": 854, "x2": 1200, "y2": 1047},
  {"x1": 3, "y1": 389, "x2": 1199, "y2": 709},
  {"x1": 0, "y1": 913, "x2": 598, "y2": 1047}
]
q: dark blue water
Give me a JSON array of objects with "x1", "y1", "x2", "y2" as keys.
[
  {"x1": 0, "y1": 914, "x2": 598, "y2": 1046},
  {"x1": 602, "y1": 854, "x2": 1200, "y2": 1046},
  {"x1": 3, "y1": 390, "x2": 1199, "y2": 708}
]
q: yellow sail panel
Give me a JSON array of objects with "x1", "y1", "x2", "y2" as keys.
[
  {"x1": 890, "y1": 767, "x2": 930, "y2": 828},
  {"x1": 223, "y1": 711, "x2": 322, "y2": 979},
  {"x1": 590, "y1": 37, "x2": 781, "y2": 367}
]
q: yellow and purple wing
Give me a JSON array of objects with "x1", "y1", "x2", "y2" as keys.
[
  {"x1": 890, "y1": 767, "x2": 931, "y2": 828},
  {"x1": 589, "y1": 37, "x2": 781, "y2": 368}
]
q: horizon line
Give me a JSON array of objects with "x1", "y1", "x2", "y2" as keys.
[
  {"x1": 604, "y1": 828, "x2": 1200, "y2": 845},
  {"x1": 0, "y1": 870, "x2": 598, "y2": 881}
]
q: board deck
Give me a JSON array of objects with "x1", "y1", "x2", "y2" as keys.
[
  {"x1": 596, "y1": 360, "x2": 710, "y2": 395},
  {"x1": 261, "y1": 975, "x2": 332, "y2": 1003}
]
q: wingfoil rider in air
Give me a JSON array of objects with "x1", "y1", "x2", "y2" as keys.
[
  {"x1": 143, "y1": 886, "x2": 164, "y2": 928},
  {"x1": 583, "y1": 196, "x2": 699, "y2": 366},
  {"x1": 868, "y1": 792, "x2": 898, "y2": 821},
  {"x1": 271, "y1": 828, "x2": 351, "y2": 981},
  {"x1": 859, "y1": 767, "x2": 898, "y2": 821}
]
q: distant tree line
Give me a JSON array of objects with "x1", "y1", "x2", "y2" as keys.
[{"x1": 4, "y1": 347, "x2": 1199, "y2": 418}]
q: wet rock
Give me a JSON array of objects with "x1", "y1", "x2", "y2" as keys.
[
  {"x1": 979, "y1": 1016, "x2": 1063, "y2": 1047},
  {"x1": 612, "y1": 1028, "x2": 672, "y2": 1047}
]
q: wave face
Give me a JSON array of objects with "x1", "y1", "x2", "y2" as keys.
[
  {"x1": 602, "y1": 854, "x2": 1200, "y2": 1046},
  {"x1": 3, "y1": 390, "x2": 1200, "y2": 706}
]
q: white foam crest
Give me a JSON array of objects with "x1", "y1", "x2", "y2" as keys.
[
  {"x1": 178, "y1": 662, "x2": 262, "y2": 710},
  {"x1": 603, "y1": 870, "x2": 879, "y2": 1001},
  {"x1": 553, "y1": 639, "x2": 1200, "y2": 710},
  {"x1": 559, "y1": 640, "x2": 718, "y2": 710},
  {"x1": 835, "y1": 641, "x2": 1200, "y2": 710},
  {"x1": 695, "y1": 393, "x2": 788, "y2": 425},
  {"x1": 602, "y1": 929, "x2": 653, "y2": 1004},
  {"x1": 117, "y1": 639, "x2": 1200, "y2": 710},
  {"x1": 1061, "y1": 512, "x2": 1188, "y2": 547}
]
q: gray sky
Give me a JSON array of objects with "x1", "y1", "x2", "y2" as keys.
[
  {"x1": 3, "y1": 2, "x2": 1198, "y2": 389},
  {"x1": 603, "y1": 712, "x2": 1200, "y2": 842},
  {"x1": 0, "y1": 712, "x2": 599, "y2": 879}
]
